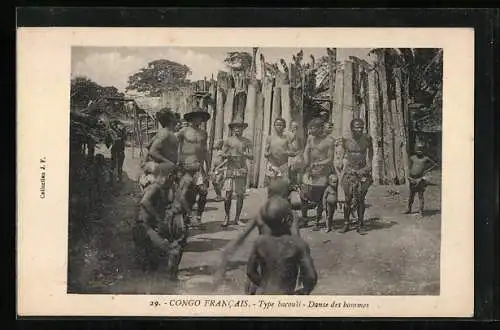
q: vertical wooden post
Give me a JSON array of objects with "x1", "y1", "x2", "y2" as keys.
[
  {"x1": 375, "y1": 49, "x2": 397, "y2": 184},
  {"x1": 215, "y1": 71, "x2": 228, "y2": 142},
  {"x1": 233, "y1": 91, "x2": 247, "y2": 123},
  {"x1": 207, "y1": 80, "x2": 217, "y2": 169},
  {"x1": 342, "y1": 60, "x2": 355, "y2": 138},
  {"x1": 289, "y1": 62, "x2": 305, "y2": 144},
  {"x1": 328, "y1": 48, "x2": 337, "y2": 120},
  {"x1": 271, "y1": 86, "x2": 282, "y2": 125},
  {"x1": 394, "y1": 67, "x2": 408, "y2": 184},
  {"x1": 224, "y1": 89, "x2": 236, "y2": 138},
  {"x1": 391, "y1": 99, "x2": 404, "y2": 183},
  {"x1": 367, "y1": 69, "x2": 383, "y2": 185},
  {"x1": 251, "y1": 91, "x2": 265, "y2": 187},
  {"x1": 280, "y1": 85, "x2": 292, "y2": 127},
  {"x1": 245, "y1": 81, "x2": 259, "y2": 188},
  {"x1": 360, "y1": 68, "x2": 370, "y2": 133},
  {"x1": 258, "y1": 77, "x2": 274, "y2": 187},
  {"x1": 333, "y1": 67, "x2": 344, "y2": 137}
]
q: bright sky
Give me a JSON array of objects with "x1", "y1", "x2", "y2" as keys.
[{"x1": 71, "y1": 47, "x2": 373, "y2": 92}]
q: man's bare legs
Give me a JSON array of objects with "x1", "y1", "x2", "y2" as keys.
[
  {"x1": 234, "y1": 194, "x2": 244, "y2": 224},
  {"x1": 223, "y1": 191, "x2": 233, "y2": 227}
]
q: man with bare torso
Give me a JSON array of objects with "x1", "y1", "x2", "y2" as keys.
[
  {"x1": 264, "y1": 118, "x2": 295, "y2": 187},
  {"x1": 301, "y1": 118, "x2": 335, "y2": 231},
  {"x1": 337, "y1": 118, "x2": 374, "y2": 234},
  {"x1": 246, "y1": 197, "x2": 317, "y2": 295},
  {"x1": 146, "y1": 108, "x2": 179, "y2": 170},
  {"x1": 176, "y1": 109, "x2": 211, "y2": 226},
  {"x1": 220, "y1": 120, "x2": 253, "y2": 227}
]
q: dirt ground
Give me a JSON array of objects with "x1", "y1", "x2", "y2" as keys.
[{"x1": 68, "y1": 145, "x2": 441, "y2": 296}]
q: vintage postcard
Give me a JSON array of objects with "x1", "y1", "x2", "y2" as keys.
[{"x1": 17, "y1": 27, "x2": 474, "y2": 317}]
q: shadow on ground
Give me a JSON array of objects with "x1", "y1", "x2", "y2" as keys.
[{"x1": 183, "y1": 237, "x2": 232, "y2": 253}]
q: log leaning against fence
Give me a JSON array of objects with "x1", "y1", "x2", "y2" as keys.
[{"x1": 215, "y1": 71, "x2": 229, "y2": 142}]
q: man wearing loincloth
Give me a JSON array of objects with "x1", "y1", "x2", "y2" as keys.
[
  {"x1": 176, "y1": 108, "x2": 211, "y2": 226},
  {"x1": 220, "y1": 120, "x2": 253, "y2": 227},
  {"x1": 301, "y1": 118, "x2": 335, "y2": 231},
  {"x1": 264, "y1": 118, "x2": 295, "y2": 187},
  {"x1": 338, "y1": 118, "x2": 374, "y2": 234}
]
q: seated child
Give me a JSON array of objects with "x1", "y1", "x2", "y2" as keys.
[
  {"x1": 322, "y1": 173, "x2": 339, "y2": 232},
  {"x1": 246, "y1": 197, "x2": 318, "y2": 295}
]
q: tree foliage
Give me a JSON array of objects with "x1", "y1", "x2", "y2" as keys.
[
  {"x1": 224, "y1": 52, "x2": 253, "y2": 72},
  {"x1": 70, "y1": 76, "x2": 126, "y2": 146},
  {"x1": 70, "y1": 76, "x2": 123, "y2": 109},
  {"x1": 126, "y1": 59, "x2": 192, "y2": 96}
]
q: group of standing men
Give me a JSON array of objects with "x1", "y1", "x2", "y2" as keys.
[
  {"x1": 261, "y1": 111, "x2": 374, "y2": 235},
  {"x1": 134, "y1": 107, "x2": 255, "y2": 278}
]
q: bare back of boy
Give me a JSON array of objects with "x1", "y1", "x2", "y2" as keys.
[{"x1": 247, "y1": 235, "x2": 317, "y2": 295}]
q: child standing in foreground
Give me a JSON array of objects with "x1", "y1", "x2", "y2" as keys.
[
  {"x1": 246, "y1": 197, "x2": 318, "y2": 295},
  {"x1": 322, "y1": 173, "x2": 339, "y2": 232},
  {"x1": 405, "y1": 142, "x2": 439, "y2": 216}
]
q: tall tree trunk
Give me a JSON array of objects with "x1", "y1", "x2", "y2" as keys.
[
  {"x1": 375, "y1": 50, "x2": 397, "y2": 184},
  {"x1": 251, "y1": 91, "x2": 265, "y2": 187},
  {"x1": 367, "y1": 69, "x2": 384, "y2": 185}
]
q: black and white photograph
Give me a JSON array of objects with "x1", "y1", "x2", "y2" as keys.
[
  {"x1": 17, "y1": 26, "x2": 474, "y2": 317},
  {"x1": 67, "y1": 46, "x2": 443, "y2": 296}
]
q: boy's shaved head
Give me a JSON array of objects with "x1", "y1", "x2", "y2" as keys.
[
  {"x1": 267, "y1": 178, "x2": 291, "y2": 198},
  {"x1": 261, "y1": 196, "x2": 293, "y2": 234}
]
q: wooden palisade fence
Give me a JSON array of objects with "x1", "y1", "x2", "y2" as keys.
[{"x1": 157, "y1": 48, "x2": 424, "y2": 187}]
